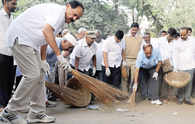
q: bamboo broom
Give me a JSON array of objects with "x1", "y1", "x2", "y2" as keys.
[
  {"x1": 45, "y1": 79, "x2": 91, "y2": 107},
  {"x1": 71, "y1": 69, "x2": 129, "y2": 104}
]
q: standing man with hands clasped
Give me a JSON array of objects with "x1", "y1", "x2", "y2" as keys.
[
  {"x1": 0, "y1": 1, "x2": 84, "y2": 124},
  {"x1": 0, "y1": 0, "x2": 17, "y2": 112},
  {"x1": 133, "y1": 44, "x2": 162, "y2": 105}
]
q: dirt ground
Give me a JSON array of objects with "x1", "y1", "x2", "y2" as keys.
[{"x1": 44, "y1": 97, "x2": 195, "y2": 124}]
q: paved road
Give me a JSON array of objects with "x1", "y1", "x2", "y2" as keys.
[{"x1": 44, "y1": 98, "x2": 195, "y2": 124}]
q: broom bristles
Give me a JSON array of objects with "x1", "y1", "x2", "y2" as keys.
[
  {"x1": 72, "y1": 70, "x2": 129, "y2": 104},
  {"x1": 45, "y1": 81, "x2": 91, "y2": 107}
]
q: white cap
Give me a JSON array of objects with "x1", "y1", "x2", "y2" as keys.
[
  {"x1": 63, "y1": 33, "x2": 77, "y2": 46},
  {"x1": 86, "y1": 31, "x2": 97, "y2": 39},
  {"x1": 78, "y1": 27, "x2": 87, "y2": 33}
]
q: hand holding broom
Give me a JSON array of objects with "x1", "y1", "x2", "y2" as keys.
[{"x1": 121, "y1": 61, "x2": 128, "y2": 79}]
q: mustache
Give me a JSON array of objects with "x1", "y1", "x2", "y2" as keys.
[
  {"x1": 10, "y1": 7, "x2": 17, "y2": 12},
  {"x1": 70, "y1": 18, "x2": 75, "y2": 23}
]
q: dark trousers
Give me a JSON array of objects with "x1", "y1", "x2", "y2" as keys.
[
  {"x1": 0, "y1": 54, "x2": 16, "y2": 107},
  {"x1": 139, "y1": 67, "x2": 161, "y2": 100},
  {"x1": 177, "y1": 69, "x2": 194, "y2": 102},
  {"x1": 14, "y1": 75, "x2": 23, "y2": 91},
  {"x1": 191, "y1": 68, "x2": 195, "y2": 97},
  {"x1": 102, "y1": 66, "x2": 121, "y2": 89},
  {"x1": 95, "y1": 70, "x2": 103, "y2": 81}
]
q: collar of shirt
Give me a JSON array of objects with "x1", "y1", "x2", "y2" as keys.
[
  {"x1": 1, "y1": 8, "x2": 12, "y2": 18},
  {"x1": 1, "y1": 8, "x2": 8, "y2": 16},
  {"x1": 82, "y1": 38, "x2": 89, "y2": 47},
  {"x1": 81, "y1": 37, "x2": 95, "y2": 48},
  {"x1": 179, "y1": 37, "x2": 190, "y2": 42},
  {"x1": 126, "y1": 32, "x2": 141, "y2": 38}
]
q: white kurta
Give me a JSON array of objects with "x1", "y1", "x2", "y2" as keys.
[
  {"x1": 0, "y1": 8, "x2": 13, "y2": 56},
  {"x1": 172, "y1": 37, "x2": 195, "y2": 70}
]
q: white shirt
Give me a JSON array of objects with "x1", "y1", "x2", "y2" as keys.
[
  {"x1": 95, "y1": 40, "x2": 104, "y2": 70},
  {"x1": 140, "y1": 38, "x2": 159, "y2": 50},
  {"x1": 102, "y1": 36, "x2": 125, "y2": 68},
  {"x1": 172, "y1": 37, "x2": 195, "y2": 70},
  {"x1": 70, "y1": 38, "x2": 97, "y2": 71},
  {"x1": 7, "y1": 3, "x2": 66, "y2": 51},
  {"x1": 0, "y1": 8, "x2": 13, "y2": 56},
  {"x1": 157, "y1": 37, "x2": 174, "y2": 62}
]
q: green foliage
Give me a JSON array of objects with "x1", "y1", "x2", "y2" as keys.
[
  {"x1": 69, "y1": 0, "x2": 129, "y2": 38},
  {"x1": 120, "y1": 0, "x2": 195, "y2": 36},
  {"x1": 4, "y1": 0, "x2": 129, "y2": 38},
  {"x1": 3, "y1": 0, "x2": 195, "y2": 36}
]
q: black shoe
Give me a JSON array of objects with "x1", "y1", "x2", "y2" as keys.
[
  {"x1": 185, "y1": 100, "x2": 194, "y2": 105},
  {"x1": 48, "y1": 95, "x2": 57, "y2": 101}
]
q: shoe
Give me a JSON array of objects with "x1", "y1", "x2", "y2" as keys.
[
  {"x1": 18, "y1": 107, "x2": 30, "y2": 113},
  {"x1": 0, "y1": 115, "x2": 10, "y2": 124},
  {"x1": 177, "y1": 99, "x2": 183, "y2": 105},
  {"x1": 46, "y1": 101, "x2": 56, "y2": 108},
  {"x1": 185, "y1": 100, "x2": 194, "y2": 105},
  {"x1": 192, "y1": 93, "x2": 195, "y2": 98},
  {"x1": 151, "y1": 99, "x2": 162, "y2": 105},
  {"x1": 1, "y1": 109, "x2": 28, "y2": 124},
  {"x1": 48, "y1": 96, "x2": 57, "y2": 102},
  {"x1": 28, "y1": 113, "x2": 56, "y2": 123}
]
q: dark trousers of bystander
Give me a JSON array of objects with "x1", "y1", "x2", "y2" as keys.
[
  {"x1": 0, "y1": 54, "x2": 16, "y2": 107},
  {"x1": 95, "y1": 70, "x2": 103, "y2": 81},
  {"x1": 102, "y1": 66, "x2": 121, "y2": 89},
  {"x1": 139, "y1": 66, "x2": 161, "y2": 100}
]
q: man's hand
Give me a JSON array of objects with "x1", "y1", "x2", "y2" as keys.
[
  {"x1": 173, "y1": 67, "x2": 178, "y2": 72},
  {"x1": 57, "y1": 55, "x2": 71, "y2": 72},
  {"x1": 41, "y1": 60, "x2": 50, "y2": 76},
  {"x1": 105, "y1": 67, "x2": 111, "y2": 77},
  {"x1": 92, "y1": 67, "x2": 96, "y2": 76},
  {"x1": 122, "y1": 60, "x2": 127, "y2": 67},
  {"x1": 152, "y1": 72, "x2": 158, "y2": 80}
]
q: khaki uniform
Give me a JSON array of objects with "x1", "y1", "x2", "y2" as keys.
[{"x1": 122, "y1": 35, "x2": 142, "y2": 92}]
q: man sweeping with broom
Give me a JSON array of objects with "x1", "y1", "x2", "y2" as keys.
[
  {"x1": 131, "y1": 44, "x2": 162, "y2": 105},
  {"x1": 0, "y1": 1, "x2": 84, "y2": 124}
]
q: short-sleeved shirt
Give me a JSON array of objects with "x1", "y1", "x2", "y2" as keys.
[
  {"x1": 46, "y1": 37, "x2": 63, "y2": 70},
  {"x1": 140, "y1": 38, "x2": 159, "y2": 51},
  {"x1": 158, "y1": 37, "x2": 174, "y2": 61},
  {"x1": 95, "y1": 40, "x2": 104, "y2": 70},
  {"x1": 172, "y1": 37, "x2": 195, "y2": 70},
  {"x1": 0, "y1": 8, "x2": 13, "y2": 56},
  {"x1": 102, "y1": 36, "x2": 125, "y2": 68},
  {"x1": 70, "y1": 38, "x2": 97, "y2": 71},
  {"x1": 7, "y1": 3, "x2": 66, "y2": 51},
  {"x1": 136, "y1": 48, "x2": 162, "y2": 69}
]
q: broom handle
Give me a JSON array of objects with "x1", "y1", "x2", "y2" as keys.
[{"x1": 128, "y1": 90, "x2": 136, "y2": 101}]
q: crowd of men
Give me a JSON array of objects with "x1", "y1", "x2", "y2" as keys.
[{"x1": 1, "y1": 0, "x2": 195, "y2": 124}]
